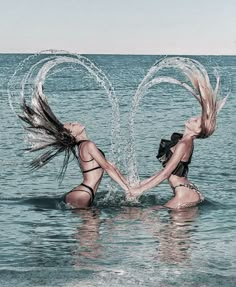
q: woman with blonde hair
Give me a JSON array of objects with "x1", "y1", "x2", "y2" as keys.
[{"x1": 128, "y1": 57, "x2": 228, "y2": 209}]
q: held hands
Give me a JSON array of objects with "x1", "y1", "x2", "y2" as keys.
[
  {"x1": 107, "y1": 161, "x2": 144, "y2": 199},
  {"x1": 127, "y1": 186, "x2": 143, "y2": 199},
  {"x1": 126, "y1": 181, "x2": 144, "y2": 199}
]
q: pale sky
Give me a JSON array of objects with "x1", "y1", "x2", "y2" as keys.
[{"x1": 0, "y1": 0, "x2": 235, "y2": 54}]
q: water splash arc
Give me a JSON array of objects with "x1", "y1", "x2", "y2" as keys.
[
  {"x1": 127, "y1": 56, "x2": 223, "y2": 183},
  {"x1": 8, "y1": 50, "x2": 121, "y2": 193}
]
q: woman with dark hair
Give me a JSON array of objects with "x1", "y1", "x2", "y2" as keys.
[
  {"x1": 128, "y1": 58, "x2": 228, "y2": 209},
  {"x1": 19, "y1": 84, "x2": 130, "y2": 208}
]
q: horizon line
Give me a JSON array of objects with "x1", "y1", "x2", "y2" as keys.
[{"x1": 0, "y1": 51, "x2": 235, "y2": 56}]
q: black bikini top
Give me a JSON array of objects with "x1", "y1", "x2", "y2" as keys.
[
  {"x1": 77, "y1": 140, "x2": 105, "y2": 174},
  {"x1": 156, "y1": 132, "x2": 193, "y2": 177}
]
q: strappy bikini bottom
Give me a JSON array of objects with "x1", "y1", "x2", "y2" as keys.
[
  {"x1": 62, "y1": 183, "x2": 95, "y2": 207},
  {"x1": 170, "y1": 183, "x2": 205, "y2": 209}
]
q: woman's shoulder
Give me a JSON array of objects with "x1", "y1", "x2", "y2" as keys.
[
  {"x1": 84, "y1": 141, "x2": 105, "y2": 158},
  {"x1": 77, "y1": 140, "x2": 96, "y2": 151},
  {"x1": 83, "y1": 140, "x2": 98, "y2": 151},
  {"x1": 178, "y1": 136, "x2": 194, "y2": 153}
]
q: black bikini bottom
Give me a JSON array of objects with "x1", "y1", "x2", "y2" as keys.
[{"x1": 62, "y1": 183, "x2": 95, "y2": 206}]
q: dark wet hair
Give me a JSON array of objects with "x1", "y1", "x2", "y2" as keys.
[{"x1": 18, "y1": 85, "x2": 78, "y2": 180}]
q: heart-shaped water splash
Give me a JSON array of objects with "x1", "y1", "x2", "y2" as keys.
[{"x1": 8, "y1": 51, "x2": 228, "y2": 191}]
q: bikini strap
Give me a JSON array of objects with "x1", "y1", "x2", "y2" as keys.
[
  {"x1": 82, "y1": 166, "x2": 102, "y2": 173},
  {"x1": 172, "y1": 183, "x2": 204, "y2": 203},
  {"x1": 172, "y1": 183, "x2": 196, "y2": 191},
  {"x1": 81, "y1": 183, "x2": 95, "y2": 202}
]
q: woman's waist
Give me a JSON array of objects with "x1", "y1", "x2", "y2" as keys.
[
  {"x1": 80, "y1": 180, "x2": 96, "y2": 189},
  {"x1": 82, "y1": 169, "x2": 104, "y2": 180},
  {"x1": 81, "y1": 177, "x2": 103, "y2": 191},
  {"x1": 168, "y1": 175, "x2": 190, "y2": 187},
  {"x1": 168, "y1": 176, "x2": 202, "y2": 196},
  {"x1": 81, "y1": 165, "x2": 104, "y2": 176}
]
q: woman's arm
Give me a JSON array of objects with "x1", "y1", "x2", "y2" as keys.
[
  {"x1": 139, "y1": 173, "x2": 161, "y2": 185},
  {"x1": 107, "y1": 161, "x2": 129, "y2": 186},
  {"x1": 86, "y1": 141, "x2": 130, "y2": 192},
  {"x1": 129, "y1": 142, "x2": 187, "y2": 197}
]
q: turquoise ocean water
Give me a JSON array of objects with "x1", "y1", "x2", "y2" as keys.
[{"x1": 0, "y1": 54, "x2": 236, "y2": 287}]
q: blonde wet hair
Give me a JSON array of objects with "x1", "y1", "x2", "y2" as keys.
[
  {"x1": 174, "y1": 58, "x2": 228, "y2": 138},
  {"x1": 132, "y1": 57, "x2": 228, "y2": 139}
]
